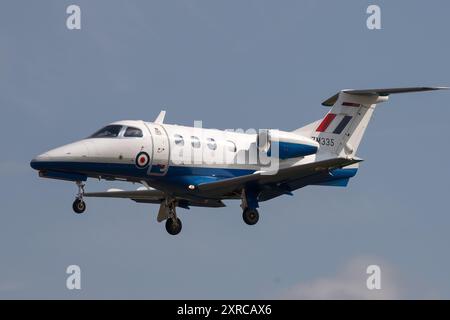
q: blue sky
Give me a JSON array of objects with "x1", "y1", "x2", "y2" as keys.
[{"x1": 0, "y1": 0, "x2": 449, "y2": 299}]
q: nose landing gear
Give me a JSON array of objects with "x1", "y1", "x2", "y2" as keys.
[
  {"x1": 72, "y1": 181, "x2": 86, "y2": 214},
  {"x1": 72, "y1": 198, "x2": 86, "y2": 214}
]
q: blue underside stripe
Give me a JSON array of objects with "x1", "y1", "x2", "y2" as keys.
[
  {"x1": 30, "y1": 160, "x2": 255, "y2": 181},
  {"x1": 30, "y1": 161, "x2": 358, "y2": 188}
]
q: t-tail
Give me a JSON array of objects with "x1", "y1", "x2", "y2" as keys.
[{"x1": 295, "y1": 87, "x2": 448, "y2": 158}]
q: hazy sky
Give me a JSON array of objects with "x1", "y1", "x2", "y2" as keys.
[{"x1": 1, "y1": 0, "x2": 449, "y2": 299}]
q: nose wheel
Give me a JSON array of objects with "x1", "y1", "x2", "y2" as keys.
[
  {"x1": 72, "y1": 181, "x2": 87, "y2": 214},
  {"x1": 72, "y1": 198, "x2": 86, "y2": 214}
]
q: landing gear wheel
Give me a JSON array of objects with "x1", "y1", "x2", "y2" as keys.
[
  {"x1": 72, "y1": 199, "x2": 86, "y2": 214},
  {"x1": 165, "y1": 218, "x2": 182, "y2": 235},
  {"x1": 243, "y1": 208, "x2": 259, "y2": 225}
]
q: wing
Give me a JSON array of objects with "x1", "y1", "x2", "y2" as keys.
[
  {"x1": 83, "y1": 188, "x2": 225, "y2": 208},
  {"x1": 84, "y1": 188, "x2": 165, "y2": 202},
  {"x1": 84, "y1": 158, "x2": 360, "y2": 205},
  {"x1": 196, "y1": 157, "x2": 362, "y2": 200}
]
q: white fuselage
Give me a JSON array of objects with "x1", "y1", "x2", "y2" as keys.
[{"x1": 30, "y1": 119, "x2": 325, "y2": 196}]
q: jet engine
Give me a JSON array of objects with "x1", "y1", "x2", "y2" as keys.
[{"x1": 257, "y1": 129, "x2": 319, "y2": 159}]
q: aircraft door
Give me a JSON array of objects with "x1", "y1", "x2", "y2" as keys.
[{"x1": 145, "y1": 123, "x2": 170, "y2": 176}]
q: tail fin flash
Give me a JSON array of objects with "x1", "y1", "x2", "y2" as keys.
[{"x1": 295, "y1": 87, "x2": 448, "y2": 157}]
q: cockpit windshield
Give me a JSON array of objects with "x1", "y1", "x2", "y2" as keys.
[{"x1": 89, "y1": 125, "x2": 123, "y2": 138}]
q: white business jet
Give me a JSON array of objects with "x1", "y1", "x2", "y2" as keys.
[{"x1": 31, "y1": 87, "x2": 447, "y2": 235}]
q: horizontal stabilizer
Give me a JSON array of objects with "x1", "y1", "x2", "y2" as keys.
[{"x1": 322, "y1": 86, "x2": 448, "y2": 106}]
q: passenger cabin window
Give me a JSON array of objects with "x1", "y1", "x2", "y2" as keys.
[
  {"x1": 174, "y1": 134, "x2": 184, "y2": 146},
  {"x1": 226, "y1": 140, "x2": 237, "y2": 152},
  {"x1": 90, "y1": 125, "x2": 122, "y2": 138},
  {"x1": 191, "y1": 136, "x2": 201, "y2": 148},
  {"x1": 207, "y1": 138, "x2": 217, "y2": 150},
  {"x1": 124, "y1": 127, "x2": 143, "y2": 138}
]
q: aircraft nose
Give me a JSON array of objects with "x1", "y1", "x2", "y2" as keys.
[
  {"x1": 30, "y1": 153, "x2": 50, "y2": 170},
  {"x1": 30, "y1": 141, "x2": 90, "y2": 171}
]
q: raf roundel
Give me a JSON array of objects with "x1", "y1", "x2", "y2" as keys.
[{"x1": 135, "y1": 152, "x2": 150, "y2": 168}]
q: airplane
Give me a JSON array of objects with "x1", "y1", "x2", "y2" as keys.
[{"x1": 30, "y1": 87, "x2": 447, "y2": 235}]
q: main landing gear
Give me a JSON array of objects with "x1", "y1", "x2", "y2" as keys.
[
  {"x1": 242, "y1": 207, "x2": 259, "y2": 225},
  {"x1": 165, "y1": 217, "x2": 182, "y2": 235},
  {"x1": 72, "y1": 181, "x2": 86, "y2": 214},
  {"x1": 241, "y1": 189, "x2": 260, "y2": 226},
  {"x1": 160, "y1": 199, "x2": 182, "y2": 236}
]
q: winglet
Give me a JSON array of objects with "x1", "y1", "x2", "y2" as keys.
[{"x1": 154, "y1": 110, "x2": 166, "y2": 124}]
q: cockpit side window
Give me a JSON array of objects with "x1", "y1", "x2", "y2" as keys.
[
  {"x1": 90, "y1": 125, "x2": 123, "y2": 138},
  {"x1": 124, "y1": 126, "x2": 143, "y2": 138}
]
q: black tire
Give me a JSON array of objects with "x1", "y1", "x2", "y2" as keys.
[
  {"x1": 243, "y1": 208, "x2": 259, "y2": 225},
  {"x1": 165, "y1": 218, "x2": 182, "y2": 235},
  {"x1": 72, "y1": 199, "x2": 86, "y2": 214}
]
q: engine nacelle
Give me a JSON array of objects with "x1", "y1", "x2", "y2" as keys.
[{"x1": 258, "y1": 129, "x2": 319, "y2": 159}]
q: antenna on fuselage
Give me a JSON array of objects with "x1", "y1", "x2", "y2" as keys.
[{"x1": 154, "y1": 110, "x2": 166, "y2": 124}]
